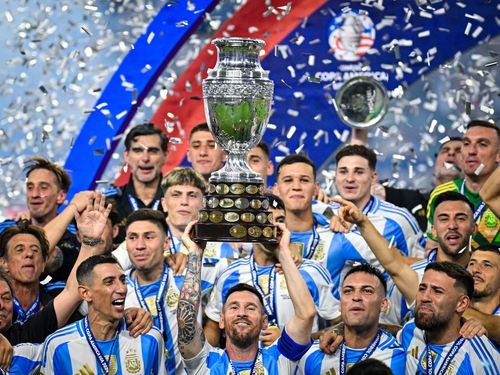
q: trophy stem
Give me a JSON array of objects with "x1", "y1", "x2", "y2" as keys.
[{"x1": 210, "y1": 150, "x2": 263, "y2": 184}]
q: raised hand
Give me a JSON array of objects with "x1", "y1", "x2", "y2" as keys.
[
  {"x1": 331, "y1": 196, "x2": 365, "y2": 227},
  {"x1": 75, "y1": 192, "x2": 112, "y2": 241},
  {"x1": 69, "y1": 191, "x2": 96, "y2": 214}
]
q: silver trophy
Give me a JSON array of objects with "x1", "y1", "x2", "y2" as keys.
[
  {"x1": 195, "y1": 38, "x2": 276, "y2": 243},
  {"x1": 335, "y1": 76, "x2": 388, "y2": 128}
]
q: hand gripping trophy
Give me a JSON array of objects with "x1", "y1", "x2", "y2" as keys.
[{"x1": 194, "y1": 38, "x2": 276, "y2": 243}]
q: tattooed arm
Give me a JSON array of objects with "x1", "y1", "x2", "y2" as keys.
[{"x1": 177, "y1": 222, "x2": 206, "y2": 360}]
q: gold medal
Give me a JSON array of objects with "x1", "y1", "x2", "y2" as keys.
[
  {"x1": 246, "y1": 185, "x2": 259, "y2": 194},
  {"x1": 224, "y1": 212, "x2": 239, "y2": 223},
  {"x1": 209, "y1": 211, "x2": 223, "y2": 223},
  {"x1": 198, "y1": 211, "x2": 209, "y2": 222},
  {"x1": 216, "y1": 184, "x2": 230, "y2": 194},
  {"x1": 248, "y1": 226, "x2": 262, "y2": 238},
  {"x1": 230, "y1": 183, "x2": 245, "y2": 194},
  {"x1": 220, "y1": 198, "x2": 234, "y2": 208},
  {"x1": 241, "y1": 213, "x2": 255, "y2": 223},
  {"x1": 235, "y1": 198, "x2": 250, "y2": 209},
  {"x1": 262, "y1": 226, "x2": 274, "y2": 238},
  {"x1": 250, "y1": 199, "x2": 262, "y2": 209},
  {"x1": 230, "y1": 225, "x2": 247, "y2": 238}
]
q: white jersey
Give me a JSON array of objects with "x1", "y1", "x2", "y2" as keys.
[
  {"x1": 398, "y1": 319, "x2": 500, "y2": 374},
  {"x1": 40, "y1": 318, "x2": 167, "y2": 375},
  {"x1": 205, "y1": 255, "x2": 340, "y2": 331},
  {"x1": 380, "y1": 249, "x2": 437, "y2": 325},
  {"x1": 124, "y1": 266, "x2": 183, "y2": 374},
  {"x1": 2, "y1": 343, "x2": 42, "y2": 375},
  {"x1": 298, "y1": 330, "x2": 406, "y2": 375},
  {"x1": 184, "y1": 328, "x2": 309, "y2": 374}
]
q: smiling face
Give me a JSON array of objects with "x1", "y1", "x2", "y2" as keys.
[
  {"x1": 187, "y1": 130, "x2": 226, "y2": 180},
  {"x1": 0, "y1": 280, "x2": 13, "y2": 333},
  {"x1": 276, "y1": 162, "x2": 319, "y2": 214},
  {"x1": 434, "y1": 140, "x2": 463, "y2": 183},
  {"x1": 124, "y1": 134, "x2": 167, "y2": 185},
  {"x1": 340, "y1": 271, "x2": 387, "y2": 332},
  {"x1": 80, "y1": 263, "x2": 127, "y2": 322},
  {"x1": 126, "y1": 220, "x2": 168, "y2": 273},
  {"x1": 26, "y1": 168, "x2": 66, "y2": 223},
  {"x1": 220, "y1": 290, "x2": 267, "y2": 349},
  {"x1": 468, "y1": 250, "x2": 500, "y2": 301},
  {"x1": 3, "y1": 233, "x2": 46, "y2": 285},
  {"x1": 335, "y1": 155, "x2": 377, "y2": 208},
  {"x1": 462, "y1": 126, "x2": 500, "y2": 179},
  {"x1": 432, "y1": 200, "x2": 476, "y2": 257},
  {"x1": 161, "y1": 184, "x2": 203, "y2": 232}
]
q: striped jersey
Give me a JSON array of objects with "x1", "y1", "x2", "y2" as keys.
[
  {"x1": 2, "y1": 343, "x2": 42, "y2": 375},
  {"x1": 427, "y1": 178, "x2": 499, "y2": 248},
  {"x1": 380, "y1": 249, "x2": 437, "y2": 325},
  {"x1": 184, "y1": 328, "x2": 310, "y2": 374},
  {"x1": 298, "y1": 330, "x2": 406, "y2": 375},
  {"x1": 398, "y1": 319, "x2": 500, "y2": 374},
  {"x1": 205, "y1": 256, "x2": 340, "y2": 331},
  {"x1": 40, "y1": 319, "x2": 167, "y2": 375}
]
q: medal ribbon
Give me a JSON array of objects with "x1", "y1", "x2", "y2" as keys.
[
  {"x1": 133, "y1": 263, "x2": 169, "y2": 336},
  {"x1": 83, "y1": 316, "x2": 122, "y2": 375},
  {"x1": 339, "y1": 329, "x2": 382, "y2": 375},
  {"x1": 13, "y1": 295, "x2": 41, "y2": 324},
  {"x1": 250, "y1": 253, "x2": 277, "y2": 326},
  {"x1": 460, "y1": 180, "x2": 487, "y2": 222},
  {"x1": 167, "y1": 226, "x2": 179, "y2": 255},
  {"x1": 425, "y1": 335, "x2": 465, "y2": 375},
  {"x1": 228, "y1": 348, "x2": 262, "y2": 375},
  {"x1": 127, "y1": 195, "x2": 160, "y2": 212},
  {"x1": 303, "y1": 218, "x2": 320, "y2": 259}
]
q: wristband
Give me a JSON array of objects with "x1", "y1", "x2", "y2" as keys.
[{"x1": 82, "y1": 237, "x2": 101, "y2": 247}]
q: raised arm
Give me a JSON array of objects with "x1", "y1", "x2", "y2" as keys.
[
  {"x1": 272, "y1": 223, "x2": 316, "y2": 345},
  {"x1": 479, "y1": 166, "x2": 500, "y2": 217},
  {"x1": 53, "y1": 193, "x2": 111, "y2": 327},
  {"x1": 177, "y1": 222, "x2": 205, "y2": 359},
  {"x1": 332, "y1": 197, "x2": 420, "y2": 304}
]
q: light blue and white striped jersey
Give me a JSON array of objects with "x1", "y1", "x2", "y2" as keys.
[
  {"x1": 125, "y1": 267, "x2": 182, "y2": 375},
  {"x1": 184, "y1": 328, "x2": 310, "y2": 374},
  {"x1": 40, "y1": 319, "x2": 167, "y2": 375},
  {"x1": 398, "y1": 319, "x2": 500, "y2": 375},
  {"x1": 205, "y1": 256, "x2": 340, "y2": 331},
  {"x1": 1, "y1": 343, "x2": 42, "y2": 375},
  {"x1": 380, "y1": 249, "x2": 437, "y2": 325},
  {"x1": 297, "y1": 330, "x2": 406, "y2": 375}
]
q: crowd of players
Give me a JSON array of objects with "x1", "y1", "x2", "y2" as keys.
[{"x1": 0, "y1": 120, "x2": 497, "y2": 374}]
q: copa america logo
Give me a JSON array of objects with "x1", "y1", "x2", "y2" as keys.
[{"x1": 328, "y1": 10, "x2": 375, "y2": 62}]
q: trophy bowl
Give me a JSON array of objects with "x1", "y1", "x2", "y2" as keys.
[
  {"x1": 194, "y1": 37, "x2": 277, "y2": 243},
  {"x1": 335, "y1": 76, "x2": 388, "y2": 129}
]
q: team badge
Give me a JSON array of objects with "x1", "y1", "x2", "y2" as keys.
[
  {"x1": 167, "y1": 288, "x2": 179, "y2": 307},
  {"x1": 478, "y1": 209, "x2": 498, "y2": 242},
  {"x1": 125, "y1": 349, "x2": 142, "y2": 374}
]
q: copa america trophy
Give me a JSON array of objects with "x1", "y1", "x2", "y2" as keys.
[
  {"x1": 335, "y1": 76, "x2": 388, "y2": 128},
  {"x1": 194, "y1": 38, "x2": 277, "y2": 243}
]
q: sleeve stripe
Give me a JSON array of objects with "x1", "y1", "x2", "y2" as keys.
[
  {"x1": 378, "y1": 202, "x2": 420, "y2": 234},
  {"x1": 470, "y1": 337, "x2": 498, "y2": 375}
]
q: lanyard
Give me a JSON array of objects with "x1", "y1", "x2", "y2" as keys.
[
  {"x1": 167, "y1": 226, "x2": 180, "y2": 255},
  {"x1": 339, "y1": 329, "x2": 382, "y2": 375},
  {"x1": 83, "y1": 316, "x2": 122, "y2": 375},
  {"x1": 249, "y1": 253, "x2": 277, "y2": 326},
  {"x1": 228, "y1": 349, "x2": 262, "y2": 375},
  {"x1": 13, "y1": 295, "x2": 41, "y2": 324},
  {"x1": 493, "y1": 305, "x2": 500, "y2": 316},
  {"x1": 425, "y1": 335, "x2": 466, "y2": 375},
  {"x1": 303, "y1": 219, "x2": 320, "y2": 259},
  {"x1": 460, "y1": 180, "x2": 487, "y2": 222},
  {"x1": 133, "y1": 263, "x2": 169, "y2": 335},
  {"x1": 127, "y1": 194, "x2": 160, "y2": 212}
]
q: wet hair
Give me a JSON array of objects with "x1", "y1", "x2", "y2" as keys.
[
  {"x1": 343, "y1": 263, "x2": 387, "y2": 293},
  {"x1": 189, "y1": 123, "x2": 212, "y2": 140},
  {"x1": 346, "y1": 358, "x2": 393, "y2": 375},
  {"x1": 276, "y1": 154, "x2": 317, "y2": 180},
  {"x1": 161, "y1": 167, "x2": 206, "y2": 194},
  {"x1": 0, "y1": 221, "x2": 49, "y2": 260},
  {"x1": 24, "y1": 157, "x2": 71, "y2": 192},
  {"x1": 125, "y1": 208, "x2": 168, "y2": 235},
  {"x1": 466, "y1": 120, "x2": 499, "y2": 139},
  {"x1": 76, "y1": 255, "x2": 121, "y2": 285},
  {"x1": 223, "y1": 283, "x2": 264, "y2": 309},
  {"x1": 254, "y1": 141, "x2": 270, "y2": 159},
  {"x1": 124, "y1": 123, "x2": 168, "y2": 152},
  {"x1": 432, "y1": 191, "x2": 474, "y2": 215},
  {"x1": 425, "y1": 261, "x2": 474, "y2": 299},
  {"x1": 335, "y1": 145, "x2": 377, "y2": 170}
]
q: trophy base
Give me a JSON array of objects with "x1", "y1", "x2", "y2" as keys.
[{"x1": 194, "y1": 180, "x2": 277, "y2": 243}]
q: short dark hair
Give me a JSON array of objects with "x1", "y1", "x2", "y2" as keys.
[
  {"x1": 255, "y1": 141, "x2": 270, "y2": 159},
  {"x1": 466, "y1": 120, "x2": 499, "y2": 138},
  {"x1": 189, "y1": 123, "x2": 211, "y2": 140},
  {"x1": 125, "y1": 208, "x2": 168, "y2": 235},
  {"x1": 432, "y1": 191, "x2": 474, "y2": 215},
  {"x1": 343, "y1": 263, "x2": 387, "y2": 293},
  {"x1": 425, "y1": 261, "x2": 474, "y2": 299},
  {"x1": 124, "y1": 123, "x2": 168, "y2": 152},
  {"x1": 0, "y1": 221, "x2": 49, "y2": 260},
  {"x1": 346, "y1": 358, "x2": 393, "y2": 375},
  {"x1": 223, "y1": 283, "x2": 264, "y2": 309},
  {"x1": 335, "y1": 145, "x2": 377, "y2": 170},
  {"x1": 76, "y1": 255, "x2": 121, "y2": 285},
  {"x1": 276, "y1": 154, "x2": 317, "y2": 180},
  {"x1": 0, "y1": 268, "x2": 14, "y2": 296},
  {"x1": 472, "y1": 244, "x2": 499, "y2": 254},
  {"x1": 266, "y1": 193, "x2": 285, "y2": 211},
  {"x1": 24, "y1": 157, "x2": 71, "y2": 193}
]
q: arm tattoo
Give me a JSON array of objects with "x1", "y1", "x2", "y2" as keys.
[{"x1": 177, "y1": 252, "x2": 204, "y2": 354}]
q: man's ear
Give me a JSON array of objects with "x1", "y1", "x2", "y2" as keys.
[
  {"x1": 219, "y1": 312, "x2": 225, "y2": 330},
  {"x1": 430, "y1": 224, "x2": 437, "y2": 240},
  {"x1": 262, "y1": 313, "x2": 269, "y2": 329},
  {"x1": 314, "y1": 182, "x2": 320, "y2": 198},
  {"x1": 0, "y1": 257, "x2": 7, "y2": 272},
  {"x1": 161, "y1": 197, "x2": 168, "y2": 213},
  {"x1": 112, "y1": 225, "x2": 119, "y2": 239},
  {"x1": 380, "y1": 297, "x2": 389, "y2": 313},
  {"x1": 79, "y1": 285, "x2": 92, "y2": 303},
  {"x1": 456, "y1": 294, "x2": 470, "y2": 314},
  {"x1": 370, "y1": 171, "x2": 378, "y2": 186},
  {"x1": 266, "y1": 161, "x2": 274, "y2": 177},
  {"x1": 56, "y1": 190, "x2": 67, "y2": 206}
]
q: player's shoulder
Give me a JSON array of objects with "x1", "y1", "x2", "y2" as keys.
[
  {"x1": 218, "y1": 256, "x2": 249, "y2": 277},
  {"x1": 429, "y1": 179, "x2": 460, "y2": 200},
  {"x1": 44, "y1": 320, "x2": 81, "y2": 349},
  {"x1": 139, "y1": 325, "x2": 164, "y2": 343},
  {"x1": 299, "y1": 259, "x2": 331, "y2": 280},
  {"x1": 378, "y1": 330, "x2": 404, "y2": 351}
]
